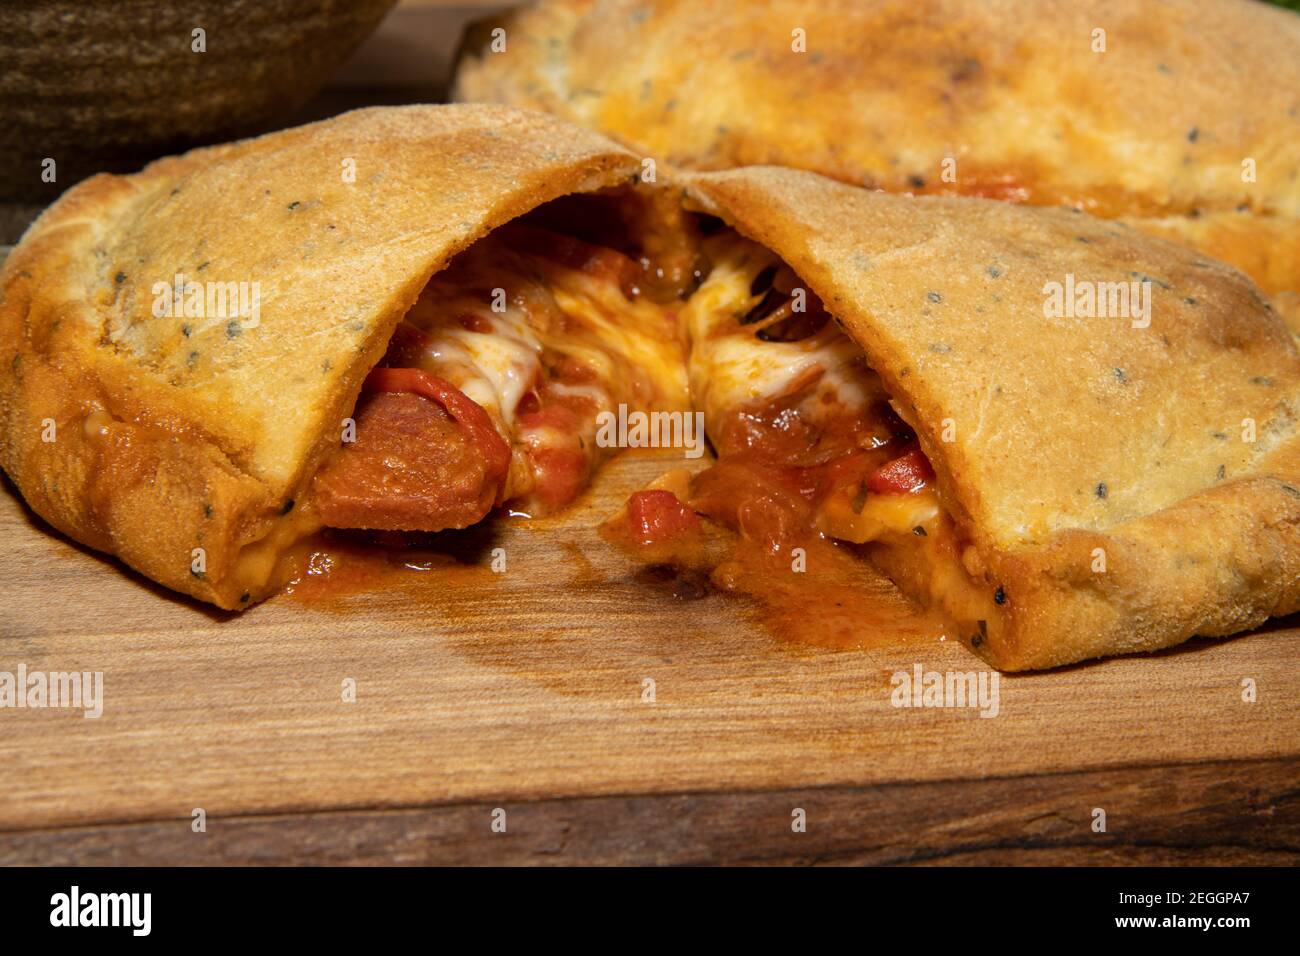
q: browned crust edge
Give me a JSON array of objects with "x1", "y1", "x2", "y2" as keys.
[
  {"x1": 679, "y1": 171, "x2": 1300, "y2": 671},
  {"x1": 0, "y1": 106, "x2": 640, "y2": 610}
]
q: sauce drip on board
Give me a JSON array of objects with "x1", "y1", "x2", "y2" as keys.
[
  {"x1": 281, "y1": 448, "x2": 946, "y2": 655},
  {"x1": 279, "y1": 527, "x2": 501, "y2": 608},
  {"x1": 599, "y1": 460, "x2": 946, "y2": 652},
  {"x1": 604, "y1": 526, "x2": 946, "y2": 651}
]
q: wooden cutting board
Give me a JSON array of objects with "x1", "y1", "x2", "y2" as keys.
[{"x1": 1, "y1": 445, "x2": 1297, "y2": 866}]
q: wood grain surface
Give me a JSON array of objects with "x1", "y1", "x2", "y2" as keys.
[{"x1": 1, "y1": 448, "x2": 1297, "y2": 866}]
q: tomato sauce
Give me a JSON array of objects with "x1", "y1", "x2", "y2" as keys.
[
  {"x1": 277, "y1": 530, "x2": 496, "y2": 606},
  {"x1": 601, "y1": 387, "x2": 947, "y2": 650}
]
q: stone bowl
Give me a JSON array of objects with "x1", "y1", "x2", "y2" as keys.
[{"x1": 0, "y1": 0, "x2": 396, "y2": 203}]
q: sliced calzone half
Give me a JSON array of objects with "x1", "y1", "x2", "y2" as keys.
[
  {"x1": 0, "y1": 104, "x2": 697, "y2": 609},
  {"x1": 604, "y1": 167, "x2": 1300, "y2": 670},
  {"x1": 455, "y1": 0, "x2": 1300, "y2": 312}
]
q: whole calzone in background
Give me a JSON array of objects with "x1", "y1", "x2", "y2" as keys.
[{"x1": 455, "y1": 0, "x2": 1300, "y2": 323}]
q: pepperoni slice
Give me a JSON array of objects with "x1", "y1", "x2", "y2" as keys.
[
  {"x1": 363, "y1": 367, "x2": 511, "y2": 486},
  {"x1": 312, "y1": 369, "x2": 511, "y2": 532},
  {"x1": 312, "y1": 392, "x2": 493, "y2": 530}
]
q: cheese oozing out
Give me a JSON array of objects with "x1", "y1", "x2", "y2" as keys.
[
  {"x1": 664, "y1": 228, "x2": 1001, "y2": 645},
  {"x1": 393, "y1": 226, "x2": 691, "y2": 510},
  {"x1": 684, "y1": 236, "x2": 872, "y2": 435},
  {"x1": 681, "y1": 231, "x2": 941, "y2": 541}
]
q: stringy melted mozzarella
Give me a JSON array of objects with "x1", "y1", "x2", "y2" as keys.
[
  {"x1": 681, "y1": 232, "x2": 942, "y2": 541},
  {"x1": 401, "y1": 272, "x2": 542, "y2": 431},
  {"x1": 682, "y1": 234, "x2": 877, "y2": 437},
  {"x1": 396, "y1": 231, "x2": 690, "y2": 505}
]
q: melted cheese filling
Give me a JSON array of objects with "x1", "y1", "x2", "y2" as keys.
[
  {"x1": 248, "y1": 221, "x2": 968, "y2": 616},
  {"x1": 683, "y1": 236, "x2": 872, "y2": 434},
  {"x1": 672, "y1": 231, "x2": 1003, "y2": 645},
  {"x1": 394, "y1": 229, "x2": 690, "y2": 506},
  {"x1": 682, "y1": 232, "x2": 943, "y2": 542},
  {"x1": 408, "y1": 295, "x2": 543, "y2": 431}
]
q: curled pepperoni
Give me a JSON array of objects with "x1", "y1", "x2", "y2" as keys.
[
  {"x1": 311, "y1": 369, "x2": 511, "y2": 532},
  {"x1": 363, "y1": 367, "x2": 511, "y2": 488}
]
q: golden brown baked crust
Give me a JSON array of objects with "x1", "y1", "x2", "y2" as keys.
[
  {"x1": 5, "y1": 100, "x2": 1297, "y2": 669},
  {"x1": 454, "y1": 0, "x2": 1300, "y2": 297},
  {"x1": 0, "y1": 104, "x2": 640, "y2": 609},
  {"x1": 680, "y1": 166, "x2": 1300, "y2": 669}
]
